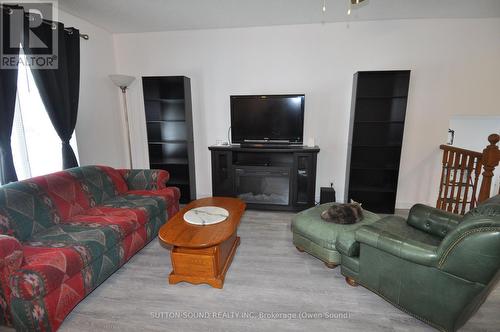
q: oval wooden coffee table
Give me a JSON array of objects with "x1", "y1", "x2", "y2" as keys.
[{"x1": 158, "y1": 197, "x2": 246, "y2": 289}]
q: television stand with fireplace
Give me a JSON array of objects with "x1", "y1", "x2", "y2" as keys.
[{"x1": 209, "y1": 145, "x2": 319, "y2": 211}]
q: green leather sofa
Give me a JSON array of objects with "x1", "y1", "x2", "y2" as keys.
[{"x1": 343, "y1": 194, "x2": 500, "y2": 332}]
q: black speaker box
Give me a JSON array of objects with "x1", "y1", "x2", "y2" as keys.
[{"x1": 320, "y1": 187, "x2": 336, "y2": 204}]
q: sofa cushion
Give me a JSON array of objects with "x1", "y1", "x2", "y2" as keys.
[
  {"x1": 66, "y1": 166, "x2": 122, "y2": 206},
  {"x1": 103, "y1": 194, "x2": 166, "y2": 221},
  {"x1": 126, "y1": 188, "x2": 180, "y2": 220},
  {"x1": 126, "y1": 188, "x2": 180, "y2": 205},
  {"x1": 96, "y1": 166, "x2": 129, "y2": 194},
  {"x1": 355, "y1": 216, "x2": 442, "y2": 266},
  {"x1": 11, "y1": 222, "x2": 122, "y2": 300},
  {"x1": 119, "y1": 169, "x2": 170, "y2": 190},
  {"x1": 64, "y1": 206, "x2": 149, "y2": 240},
  {"x1": 407, "y1": 204, "x2": 462, "y2": 239},
  {"x1": 11, "y1": 246, "x2": 88, "y2": 300},
  {"x1": 26, "y1": 224, "x2": 121, "y2": 262},
  {"x1": 0, "y1": 182, "x2": 61, "y2": 242},
  {"x1": 27, "y1": 171, "x2": 91, "y2": 220}
]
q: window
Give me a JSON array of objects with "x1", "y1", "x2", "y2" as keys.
[{"x1": 10, "y1": 55, "x2": 79, "y2": 180}]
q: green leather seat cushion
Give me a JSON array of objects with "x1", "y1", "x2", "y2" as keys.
[
  {"x1": 356, "y1": 216, "x2": 442, "y2": 266},
  {"x1": 292, "y1": 203, "x2": 381, "y2": 257}
]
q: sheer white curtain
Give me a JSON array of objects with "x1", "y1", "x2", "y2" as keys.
[{"x1": 10, "y1": 55, "x2": 79, "y2": 180}]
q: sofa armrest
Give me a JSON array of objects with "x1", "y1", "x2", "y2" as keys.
[
  {"x1": 0, "y1": 235, "x2": 23, "y2": 325},
  {"x1": 0, "y1": 235, "x2": 23, "y2": 295},
  {"x1": 0, "y1": 235, "x2": 23, "y2": 274},
  {"x1": 119, "y1": 169, "x2": 170, "y2": 190},
  {"x1": 335, "y1": 231, "x2": 359, "y2": 257},
  {"x1": 355, "y1": 225, "x2": 440, "y2": 267},
  {"x1": 407, "y1": 204, "x2": 463, "y2": 238}
]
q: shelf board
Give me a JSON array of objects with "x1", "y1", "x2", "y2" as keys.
[
  {"x1": 169, "y1": 178, "x2": 189, "y2": 185},
  {"x1": 146, "y1": 120, "x2": 186, "y2": 123},
  {"x1": 354, "y1": 121, "x2": 404, "y2": 124},
  {"x1": 356, "y1": 96, "x2": 407, "y2": 99},
  {"x1": 352, "y1": 144, "x2": 402, "y2": 148},
  {"x1": 145, "y1": 98, "x2": 185, "y2": 103},
  {"x1": 149, "y1": 140, "x2": 187, "y2": 144},
  {"x1": 233, "y1": 162, "x2": 291, "y2": 168},
  {"x1": 349, "y1": 186, "x2": 397, "y2": 193},
  {"x1": 351, "y1": 166, "x2": 398, "y2": 171},
  {"x1": 150, "y1": 158, "x2": 188, "y2": 165}
]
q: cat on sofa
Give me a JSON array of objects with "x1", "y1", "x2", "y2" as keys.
[{"x1": 320, "y1": 200, "x2": 364, "y2": 224}]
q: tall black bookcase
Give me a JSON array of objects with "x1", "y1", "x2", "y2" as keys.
[
  {"x1": 142, "y1": 76, "x2": 196, "y2": 203},
  {"x1": 345, "y1": 71, "x2": 410, "y2": 213}
]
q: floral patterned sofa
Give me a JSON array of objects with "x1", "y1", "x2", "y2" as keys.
[{"x1": 0, "y1": 165, "x2": 180, "y2": 331}]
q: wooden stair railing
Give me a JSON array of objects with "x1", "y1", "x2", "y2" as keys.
[{"x1": 437, "y1": 133, "x2": 499, "y2": 214}]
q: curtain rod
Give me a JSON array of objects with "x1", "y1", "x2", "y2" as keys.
[{"x1": 2, "y1": 5, "x2": 89, "y2": 40}]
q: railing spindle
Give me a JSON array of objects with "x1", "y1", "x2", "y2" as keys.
[
  {"x1": 460, "y1": 155, "x2": 475, "y2": 215},
  {"x1": 453, "y1": 153, "x2": 468, "y2": 214},
  {"x1": 437, "y1": 149, "x2": 449, "y2": 209},
  {"x1": 470, "y1": 158, "x2": 482, "y2": 209},
  {"x1": 442, "y1": 151, "x2": 455, "y2": 211}
]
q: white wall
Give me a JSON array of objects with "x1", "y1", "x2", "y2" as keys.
[
  {"x1": 449, "y1": 116, "x2": 500, "y2": 195},
  {"x1": 112, "y1": 18, "x2": 500, "y2": 207},
  {"x1": 57, "y1": 10, "x2": 128, "y2": 168},
  {"x1": 449, "y1": 116, "x2": 500, "y2": 150}
]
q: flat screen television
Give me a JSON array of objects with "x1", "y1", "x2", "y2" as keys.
[{"x1": 230, "y1": 94, "x2": 305, "y2": 145}]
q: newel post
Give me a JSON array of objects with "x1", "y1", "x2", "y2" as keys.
[{"x1": 478, "y1": 133, "x2": 500, "y2": 203}]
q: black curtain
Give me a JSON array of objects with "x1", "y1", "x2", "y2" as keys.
[
  {"x1": 25, "y1": 20, "x2": 80, "y2": 169},
  {"x1": 0, "y1": 8, "x2": 19, "y2": 184}
]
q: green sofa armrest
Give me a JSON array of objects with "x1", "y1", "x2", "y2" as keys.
[
  {"x1": 435, "y1": 212, "x2": 500, "y2": 284},
  {"x1": 407, "y1": 204, "x2": 463, "y2": 238},
  {"x1": 335, "y1": 232, "x2": 358, "y2": 257},
  {"x1": 355, "y1": 221, "x2": 440, "y2": 267}
]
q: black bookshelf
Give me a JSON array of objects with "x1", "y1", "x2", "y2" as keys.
[
  {"x1": 142, "y1": 76, "x2": 196, "y2": 203},
  {"x1": 346, "y1": 71, "x2": 411, "y2": 213}
]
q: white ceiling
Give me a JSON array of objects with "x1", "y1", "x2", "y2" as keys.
[{"x1": 57, "y1": 0, "x2": 500, "y2": 33}]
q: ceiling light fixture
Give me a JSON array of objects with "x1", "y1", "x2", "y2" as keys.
[{"x1": 322, "y1": 0, "x2": 326, "y2": 13}]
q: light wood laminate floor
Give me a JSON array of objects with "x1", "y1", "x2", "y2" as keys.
[{"x1": 41, "y1": 210, "x2": 500, "y2": 331}]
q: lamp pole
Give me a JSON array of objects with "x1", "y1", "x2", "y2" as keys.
[
  {"x1": 120, "y1": 86, "x2": 133, "y2": 168},
  {"x1": 109, "y1": 74, "x2": 136, "y2": 168}
]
